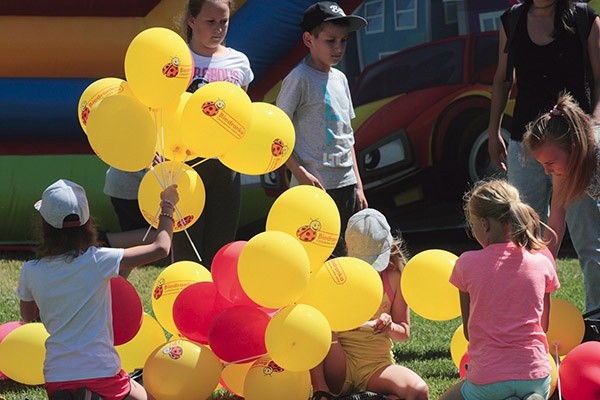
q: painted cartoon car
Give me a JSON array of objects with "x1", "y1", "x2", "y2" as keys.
[{"x1": 262, "y1": 31, "x2": 514, "y2": 231}]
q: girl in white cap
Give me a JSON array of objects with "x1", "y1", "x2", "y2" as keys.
[
  {"x1": 310, "y1": 208, "x2": 429, "y2": 400},
  {"x1": 17, "y1": 179, "x2": 178, "y2": 400}
]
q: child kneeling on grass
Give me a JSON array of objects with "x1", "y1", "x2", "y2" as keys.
[{"x1": 17, "y1": 179, "x2": 178, "y2": 400}]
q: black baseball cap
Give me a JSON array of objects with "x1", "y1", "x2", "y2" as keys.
[{"x1": 300, "y1": 1, "x2": 367, "y2": 33}]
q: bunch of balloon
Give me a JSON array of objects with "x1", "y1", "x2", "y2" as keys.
[
  {"x1": 0, "y1": 322, "x2": 48, "y2": 385},
  {"x1": 144, "y1": 339, "x2": 222, "y2": 400},
  {"x1": 138, "y1": 160, "x2": 206, "y2": 233},
  {"x1": 265, "y1": 185, "x2": 341, "y2": 273},
  {"x1": 150, "y1": 261, "x2": 212, "y2": 335},
  {"x1": 400, "y1": 249, "x2": 461, "y2": 321},
  {"x1": 219, "y1": 102, "x2": 296, "y2": 175}
]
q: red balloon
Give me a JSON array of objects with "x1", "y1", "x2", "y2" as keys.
[
  {"x1": 559, "y1": 341, "x2": 600, "y2": 400},
  {"x1": 212, "y1": 241, "x2": 253, "y2": 304},
  {"x1": 208, "y1": 305, "x2": 270, "y2": 363},
  {"x1": 459, "y1": 351, "x2": 469, "y2": 379},
  {"x1": 110, "y1": 276, "x2": 143, "y2": 346},
  {"x1": 0, "y1": 321, "x2": 25, "y2": 378},
  {"x1": 212, "y1": 241, "x2": 278, "y2": 313},
  {"x1": 173, "y1": 281, "x2": 234, "y2": 344}
]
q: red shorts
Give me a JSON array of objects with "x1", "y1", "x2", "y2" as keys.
[{"x1": 45, "y1": 369, "x2": 131, "y2": 400}]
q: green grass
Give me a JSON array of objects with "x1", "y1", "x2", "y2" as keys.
[{"x1": 0, "y1": 256, "x2": 585, "y2": 400}]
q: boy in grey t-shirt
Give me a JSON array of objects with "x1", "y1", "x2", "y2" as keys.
[{"x1": 276, "y1": 1, "x2": 368, "y2": 256}]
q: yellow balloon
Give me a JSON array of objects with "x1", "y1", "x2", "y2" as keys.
[
  {"x1": 546, "y1": 298, "x2": 585, "y2": 356},
  {"x1": 300, "y1": 257, "x2": 383, "y2": 331},
  {"x1": 266, "y1": 185, "x2": 341, "y2": 273},
  {"x1": 220, "y1": 102, "x2": 295, "y2": 175},
  {"x1": 548, "y1": 353, "x2": 558, "y2": 397},
  {"x1": 243, "y1": 356, "x2": 311, "y2": 400},
  {"x1": 181, "y1": 81, "x2": 252, "y2": 158},
  {"x1": 78, "y1": 77, "x2": 132, "y2": 134},
  {"x1": 161, "y1": 92, "x2": 195, "y2": 162},
  {"x1": 144, "y1": 339, "x2": 222, "y2": 400},
  {"x1": 116, "y1": 313, "x2": 167, "y2": 373},
  {"x1": 450, "y1": 324, "x2": 469, "y2": 368},
  {"x1": 151, "y1": 261, "x2": 212, "y2": 334},
  {"x1": 86, "y1": 94, "x2": 156, "y2": 172},
  {"x1": 0, "y1": 322, "x2": 48, "y2": 385},
  {"x1": 124, "y1": 27, "x2": 193, "y2": 109},
  {"x1": 400, "y1": 249, "x2": 460, "y2": 321},
  {"x1": 220, "y1": 361, "x2": 253, "y2": 397},
  {"x1": 238, "y1": 231, "x2": 311, "y2": 309},
  {"x1": 265, "y1": 303, "x2": 331, "y2": 371},
  {"x1": 138, "y1": 161, "x2": 206, "y2": 233}
]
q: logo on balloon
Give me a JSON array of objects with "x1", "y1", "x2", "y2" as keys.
[
  {"x1": 175, "y1": 214, "x2": 194, "y2": 230},
  {"x1": 162, "y1": 57, "x2": 182, "y2": 78},
  {"x1": 262, "y1": 360, "x2": 285, "y2": 376},
  {"x1": 271, "y1": 138, "x2": 288, "y2": 157},
  {"x1": 163, "y1": 345, "x2": 183, "y2": 360},
  {"x1": 324, "y1": 258, "x2": 347, "y2": 284},
  {"x1": 199, "y1": 98, "x2": 246, "y2": 140},
  {"x1": 153, "y1": 280, "x2": 164, "y2": 300},
  {"x1": 295, "y1": 218, "x2": 337, "y2": 247}
]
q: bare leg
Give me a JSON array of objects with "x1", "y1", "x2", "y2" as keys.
[
  {"x1": 126, "y1": 379, "x2": 155, "y2": 400},
  {"x1": 367, "y1": 364, "x2": 429, "y2": 400},
  {"x1": 439, "y1": 381, "x2": 465, "y2": 400},
  {"x1": 310, "y1": 333, "x2": 347, "y2": 398}
]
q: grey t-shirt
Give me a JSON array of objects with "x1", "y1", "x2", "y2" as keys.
[{"x1": 276, "y1": 62, "x2": 357, "y2": 190}]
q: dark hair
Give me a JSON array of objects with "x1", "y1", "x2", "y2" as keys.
[
  {"x1": 182, "y1": 0, "x2": 235, "y2": 42},
  {"x1": 521, "y1": 0, "x2": 576, "y2": 38},
  {"x1": 309, "y1": 18, "x2": 350, "y2": 37},
  {"x1": 524, "y1": 92, "x2": 597, "y2": 206},
  {"x1": 34, "y1": 216, "x2": 97, "y2": 260}
]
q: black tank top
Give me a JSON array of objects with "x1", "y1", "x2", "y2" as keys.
[{"x1": 510, "y1": 11, "x2": 590, "y2": 141}]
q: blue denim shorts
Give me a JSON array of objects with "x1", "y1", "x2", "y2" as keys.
[{"x1": 461, "y1": 375, "x2": 551, "y2": 400}]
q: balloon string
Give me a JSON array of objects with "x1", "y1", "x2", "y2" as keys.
[
  {"x1": 222, "y1": 353, "x2": 269, "y2": 366},
  {"x1": 555, "y1": 343, "x2": 562, "y2": 400},
  {"x1": 148, "y1": 166, "x2": 201, "y2": 262},
  {"x1": 143, "y1": 208, "x2": 161, "y2": 242},
  {"x1": 190, "y1": 157, "x2": 209, "y2": 169}
]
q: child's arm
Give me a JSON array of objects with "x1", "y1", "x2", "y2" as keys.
[
  {"x1": 119, "y1": 185, "x2": 178, "y2": 271},
  {"x1": 20, "y1": 300, "x2": 39, "y2": 323},
  {"x1": 459, "y1": 291, "x2": 471, "y2": 341},
  {"x1": 541, "y1": 292, "x2": 551, "y2": 332},
  {"x1": 374, "y1": 269, "x2": 410, "y2": 342},
  {"x1": 544, "y1": 179, "x2": 567, "y2": 257},
  {"x1": 286, "y1": 154, "x2": 324, "y2": 188},
  {"x1": 351, "y1": 146, "x2": 367, "y2": 210}
]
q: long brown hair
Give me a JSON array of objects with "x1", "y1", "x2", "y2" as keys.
[
  {"x1": 34, "y1": 216, "x2": 97, "y2": 260},
  {"x1": 524, "y1": 92, "x2": 597, "y2": 206},
  {"x1": 521, "y1": 0, "x2": 576, "y2": 38}
]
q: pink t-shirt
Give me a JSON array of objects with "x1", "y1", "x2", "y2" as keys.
[{"x1": 449, "y1": 242, "x2": 560, "y2": 385}]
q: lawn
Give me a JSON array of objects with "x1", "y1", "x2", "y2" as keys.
[{"x1": 0, "y1": 255, "x2": 585, "y2": 400}]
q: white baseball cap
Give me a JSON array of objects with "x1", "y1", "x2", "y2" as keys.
[
  {"x1": 34, "y1": 179, "x2": 90, "y2": 229},
  {"x1": 345, "y1": 208, "x2": 393, "y2": 272}
]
